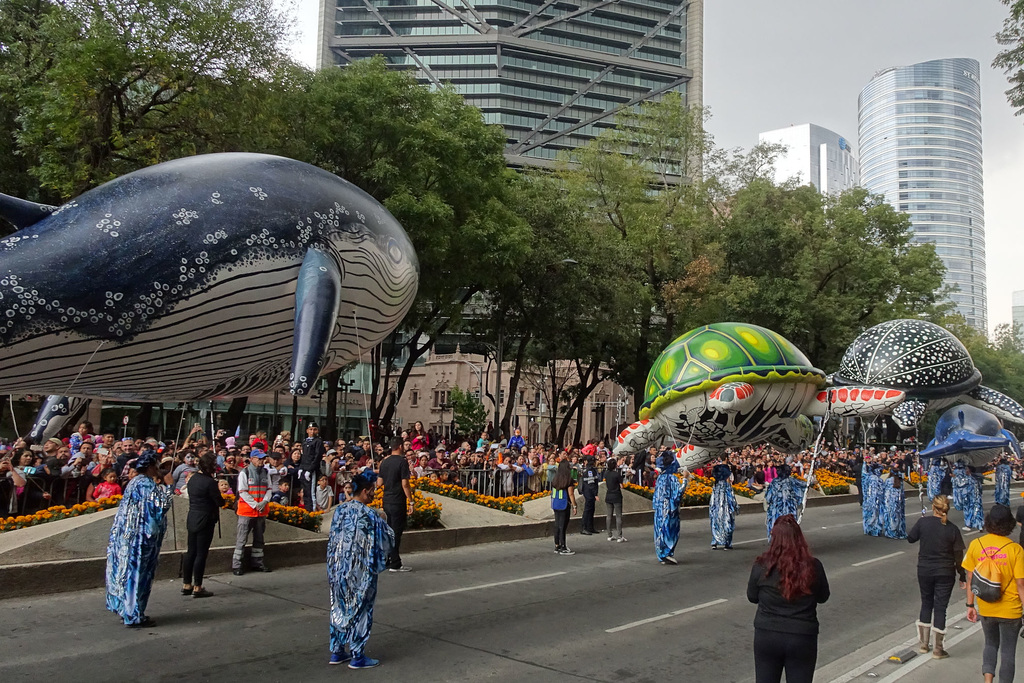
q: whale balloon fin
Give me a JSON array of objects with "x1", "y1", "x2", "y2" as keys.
[
  {"x1": 289, "y1": 247, "x2": 341, "y2": 396},
  {"x1": 892, "y1": 399, "x2": 928, "y2": 430},
  {"x1": 963, "y1": 386, "x2": 1024, "y2": 426},
  {"x1": 1002, "y1": 429, "x2": 1023, "y2": 459},
  {"x1": 27, "y1": 395, "x2": 91, "y2": 442},
  {"x1": 0, "y1": 192, "x2": 57, "y2": 230}
]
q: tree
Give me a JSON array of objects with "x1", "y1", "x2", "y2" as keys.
[
  {"x1": 995, "y1": 0, "x2": 1024, "y2": 116},
  {"x1": 449, "y1": 386, "x2": 486, "y2": 434},
  {"x1": 299, "y1": 59, "x2": 530, "y2": 437},
  {"x1": 10, "y1": 0, "x2": 295, "y2": 198}
]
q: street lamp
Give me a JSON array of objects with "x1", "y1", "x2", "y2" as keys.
[
  {"x1": 525, "y1": 400, "x2": 535, "y2": 444},
  {"x1": 439, "y1": 401, "x2": 452, "y2": 441},
  {"x1": 453, "y1": 359, "x2": 483, "y2": 397}
]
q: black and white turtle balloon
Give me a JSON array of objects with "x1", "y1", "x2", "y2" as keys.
[{"x1": 831, "y1": 319, "x2": 1024, "y2": 430}]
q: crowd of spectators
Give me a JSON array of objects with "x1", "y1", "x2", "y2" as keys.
[{"x1": 3, "y1": 416, "x2": 1014, "y2": 521}]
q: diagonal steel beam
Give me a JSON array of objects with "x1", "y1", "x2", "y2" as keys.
[
  {"x1": 509, "y1": 0, "x2": 560, "y2": 33},
  {"x1": 511, "y1": 3, "x2": 689, "y2": 152},
  {"x1": 429, "y1": 0, "x2": 489, "y2": 34},
  {"x1": 359, "y1": 0, "x2": 398, "y2": 36},
  {"x1": 514, "y1": 0, "x2": 620, "y2": 37},
  {"x1": 514, "y1": 76, "x2": 689, "y2": 155},
  {"x1": 357, "y1": 1, "x2": 441, "y2": 85},
  {"x1": 455, "y1": 0, "x2": 494, "y2": 32}
]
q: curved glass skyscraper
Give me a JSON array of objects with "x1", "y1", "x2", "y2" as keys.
[{"x1": 858, "y1": 58, "x2": 987, "y2": 330}]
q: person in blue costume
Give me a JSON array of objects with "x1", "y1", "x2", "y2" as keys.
[
  {"x1": 653, "y1": 451, "x2": 688, "y2": 565},
  {"x1": 710, "y1": 463, "x2": 738, "y2": 550},
  {"x1": 326, "y1": 470, "x2": 396, "y2": 669},
  {"x1": 994, "y1": 457, "x2": 1012, "y2": 507},
  {"x1": 861, "y1": 462, "x2": 884, "y2": 537},
  {"x1": 105, "y1": 450, "x2": 172, "y2": 628},
  {"x1": 765, "y1": 464, "x2": 806, "y2": 537},
  {"x1": 882, "y1": 473, "x2": 907, "y2": 539},
  {"x1": 951, "y1": 461, "x2": 984, "y2": 531},
  {"x1": 926, "y1": 458, "x2": 945, "y2": 501}
]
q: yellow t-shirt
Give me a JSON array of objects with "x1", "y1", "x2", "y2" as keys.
[{"x1": 962, "y1": 533, "x2": 1024, "y2": 619}]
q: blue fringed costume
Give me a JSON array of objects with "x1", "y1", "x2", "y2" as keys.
[
  {"x1": 327, "y1": 498, "x2": 395, "y2": 659},
  {"x1": 995, "y1": 462, "x2": 1011, "y2": 507},
  {"x1": 764, "y1": 465, "x2": 806, "y2": 537},
  {"x1": 861, "y1": 463, "x2": 884, "y2": 536},
  {"x1": 926, "y1": 460, "x2": 945, "y2": 500},
  {"x1": 951, "y1": 462, "x2": 983, "y2": 530},
  {"x1": 709, "y1": 464, "x2": 737, "y2": 549},
  {"x1": 105, "y1": 467, "x2": 172, "y2": 625},
  {"x1": 882, "y1": 476, "x2": 906, "y2": 539},
  {"x1": 653, "y1": 454, "x2": 686, "y2": 563}
]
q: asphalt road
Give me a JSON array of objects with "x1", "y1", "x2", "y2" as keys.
[{"x1": 1, "y1": 500, "x2": 984, "y2": 683}]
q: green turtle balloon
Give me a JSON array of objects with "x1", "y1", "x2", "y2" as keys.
[{"x1": 614, "y1": 322, "x2": 906, "y2": 467}]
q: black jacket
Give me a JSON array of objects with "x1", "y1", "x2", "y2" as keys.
[
  {"x1": 300, "y1": 437, "x2": 327, "y2": 473},
  {"x1": 747, "y1": 558, "x2": 830, "y2": 635}
]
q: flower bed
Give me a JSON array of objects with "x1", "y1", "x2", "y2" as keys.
[
  {"x1": 813, "y1": 469, "x2": 852, "y2": 495},
  {"x1": 220, "y1": 494, "x2": 326, "y2": 532},
  {"x1": 371, "y1": 486, "x2": 442, "y2": 529},
  {"x1": 622, "y1": 474, "x2": 751, "y2": 507},
  {"x1": 412, "y1": 477, "x2": 545, "y2": 516},
  {"x1": 0, "y1": 496, "x2": 122, "y2": 533}
]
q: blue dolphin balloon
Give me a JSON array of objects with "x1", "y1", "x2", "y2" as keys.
[
  {"x1": 920, "y1": 404, "x2": 1022, "y2": 467},
  {"x1": 0, "y1": 153, "x2": 419, "y2": 413}
]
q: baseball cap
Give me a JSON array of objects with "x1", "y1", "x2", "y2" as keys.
[
  {"x1": 249, "y1": 449, "x2": 267, "y2": 459},
  {"x1": 435, "y1": 445, "x2": 445, "y2": 451},
  {"x1": 47, "y1": 437, "x2": 63, "y2": 448},
  {"x1": 327, "y1": 448, "x2": 338, "y2": 455}
]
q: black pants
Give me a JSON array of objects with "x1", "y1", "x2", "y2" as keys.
[
  {"x1": 183, "y1": 523, "x2": 216, "y2": 586},
  {"x1": 753, "y1": 628, "x2": 817, "y2": 683},
  {"x1": 553, "y1": 508, "x2": 570, "y2": 549},
  {"x1": 917, "y1": 571, "x2": 955, "y2": 630},
  {"x1": 582, "y1": 495, "x2": 596, "y2": 532},
  {"x1": 383, "y1": 503, "x2": 407, "y2": 569},
  {"x1": 981, "y1": 615, "x2": 1021, "y2": 683},
  {"x1": 300, "y1": 473, "x2": 314, "y2": 511}
]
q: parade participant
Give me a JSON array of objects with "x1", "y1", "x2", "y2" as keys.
[
  {"x1": 765, "y1": 464, "x2": 806, "y2": 537},
  {"x1": 232, "y1": 449, "x2": 272, "y2": 575},
  {"x1": 907, "y1": 495, "x2": 966, "y2": 658},
  {"x1": 550, "y1": 459, "x2": 577, "y2": 555},
  {"x1": 953, "y1": 461, "x2": 984, "y2": 531},
  {"x1": 327, "y1": 470, "x2": 396, "y2": 669},
  {"x1": 104, "y1": 450, "x2": 172, "y2": 628},
  {"x1": 964, "y1": 504, "x2": 1024, "y2": 683},
  {"x1": 182, "y1": 452, "x2": 224, "y2": 598},
  {"x1": 603, "y1": 457, "x2": 626, "y2": 542},
  {"x1": 578, "y1": 456, "x2": 600, "y2": 535},
  {"x1": 747, "y1": 514, "x2": 830, "y2": 683},
  {"x1": 377, "y1": 436, "x2": 414, "y2": 571},
  {"x1": 299, "y1": 422, "x2": 328, "y2": 517},
  {"x1": 926, "y1": 457, "x2": 945, "y2": 501},
  {"x1": 995, "y1": 457, "x2": 1012, "y2": 507},
  {"x1": 710, "y1": 462, "x2": 737, "y2": 550},
  {"x1": 654, "y1": 452, "x2": 687, "y2": 565},
  {"x1": 861, "y1": 462, "x2": 884, "y2": 537},
  {"x1": 883, "y1": 473, "x2": 907, "y2": 540}
]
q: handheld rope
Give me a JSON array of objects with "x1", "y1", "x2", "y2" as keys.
[{"x1": 797, "y1": 389, "x2": 832, "y2": 524}]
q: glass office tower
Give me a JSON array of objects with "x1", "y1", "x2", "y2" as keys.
[
  {"x1": 858, "y1": 58, "x2": 987, "y2": 330},
  {"x1": 317, "y1": 0, "x2": 703, "y2": 170}
]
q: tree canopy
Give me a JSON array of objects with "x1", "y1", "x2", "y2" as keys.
[{"x1": 995, "y1": 0, "x2": 1024, "y2": 115}]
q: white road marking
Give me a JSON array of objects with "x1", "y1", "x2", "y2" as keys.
[
  {"x1": 605, "y1": 598, "x2": 728, "y2": 633},
  {"x1": 852, "y1": 551, "x2": 905, "y2": 567},
  {"x1": 424, "y1": 571, "x2": 566, "y2": 597},
  {"x1": 873, "y1": 622, "x2": 982, "y2": 682},
  {"x1": 732, "y1": 537, "x2": 768, "y2": 546}
]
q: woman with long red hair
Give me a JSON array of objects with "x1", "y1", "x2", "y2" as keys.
[{"x1": 747, "y1": 514, "x2": 830, "y2": 683}]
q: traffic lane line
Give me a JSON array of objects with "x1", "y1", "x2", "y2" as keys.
[
  {"x1": 875, "y1": 621, "x2": 981, "y2": 682},
  {"x1": 424, "y1": 571, "x2": 567, "y2": 597},
  {"x1": 605, "y1": 598, "x2": 728, "y2": 633},
  {"x1": 852, "y1": 551, "x2": 905, "y2": 567}
]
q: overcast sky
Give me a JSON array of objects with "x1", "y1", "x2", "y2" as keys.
[{"x1": 285, "y1": 0, "x2": 1023, "y2": 332}]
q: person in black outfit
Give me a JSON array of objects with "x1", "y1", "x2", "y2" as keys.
[
  {"x1": 377, "y1": 437, "x2": 414, "y2": 572},
  {"x1": 907, "y1": 494, "x2": 965, "y2": 658},
  {"x1": 299, "y1": 422, "x2": 327, "y2": 510},
  {"x1": 578, "y1": 456, "x2": 599, "y2": 535},
  {"x1": 182, "y1": 452, "x2": 224, "y2": 598},
  {"x1": 747, "y1": 513, "x2": 830, "y2": 683},
  {"x1": 603, "y1": 458, "x2": 626, "y2": 542}
]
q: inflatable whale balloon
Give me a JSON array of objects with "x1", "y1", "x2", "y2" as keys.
[
  {"x1": 0, "y1": 153, "x2": 419, "y2": 436},
  {"x1": 920, "y1": 404, "x2": 1022, "y2": 467}
]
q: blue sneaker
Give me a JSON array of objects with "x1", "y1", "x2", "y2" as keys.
[
  {"x1": 329, "y1": 651, "x2": 351, "y2": 665},
  {"x1": 348, "y1": 655, "x2": 380, "y2": 669}
]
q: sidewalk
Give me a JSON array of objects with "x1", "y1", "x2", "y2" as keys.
[{"x1": 819, "y1": 611, "x2": 988, "y2": 683}]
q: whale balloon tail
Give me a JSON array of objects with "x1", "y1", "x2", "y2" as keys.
[{"x1": 0, "y1": 192, "x2": 57, "y2": 231}]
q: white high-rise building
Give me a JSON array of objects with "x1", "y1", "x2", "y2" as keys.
[
  {"x1": 1013, "y1": 290, "x2": 1024, "y2": 341},
  {"x1": 758, "y1": 123, "x2": 859, "y2": 194}
]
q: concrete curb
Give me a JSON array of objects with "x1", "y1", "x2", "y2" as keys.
[{"x1": 2, "y1": 493, "x2": 864, "y2": 598}]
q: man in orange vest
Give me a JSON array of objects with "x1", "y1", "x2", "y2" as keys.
[{"x1": 233, "y1": 449, "x2": 273, "y2": 576}]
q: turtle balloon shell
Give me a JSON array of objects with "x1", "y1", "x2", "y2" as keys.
[
  {"x1": 641, "y1": 323, "x2": 826, "y2": 419},
  {"x1": 832, "y1": 319, "x2": 981, "y2": 400}
]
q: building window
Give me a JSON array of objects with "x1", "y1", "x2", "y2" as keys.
[
  {"x1": 499, "y1": 389, "x2": 505, "y2": 406},
  {"x1": 433, "y1": 389, "x2": 450, "y2": 407},
  {"x1": 411, "y1": 390, "x2": 419, "y2": 407}
]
